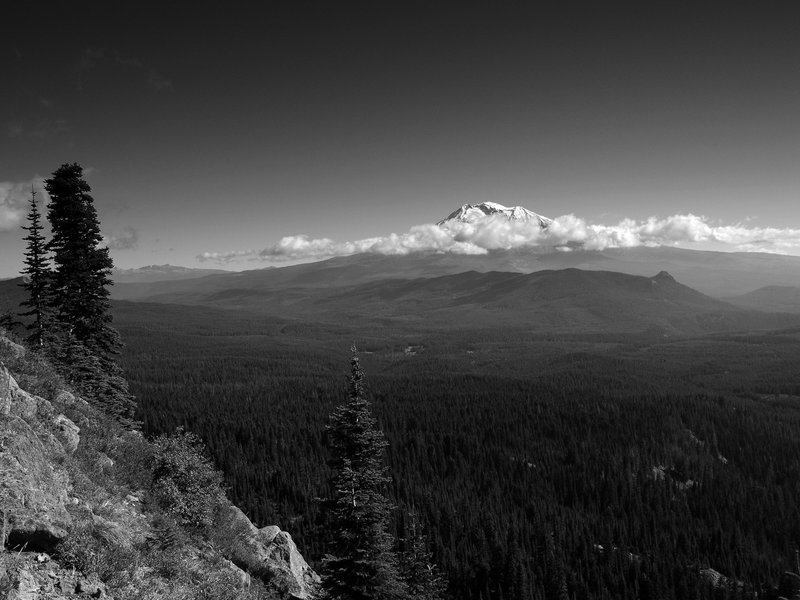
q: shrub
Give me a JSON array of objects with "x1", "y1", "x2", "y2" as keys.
[
  {"x1": 56, "y1": 521, "x2": 139, "y2": 583},
  {"x1": 110, "y1": 430, "x2": 154, "y2": 492},
  {"x1": 0, "y1": 338, "x2": 65, "y2": 400},
  {"x1": 150, "y1": 428, "x2": 225, "y2": 529}
]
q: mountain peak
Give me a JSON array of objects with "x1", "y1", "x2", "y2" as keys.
[
  {"x1": 437, "y1": 202, "x2": 552, "y2": 228},
  {"x1": 652, "y1": 271, "x2": 676, "y2": 283}
]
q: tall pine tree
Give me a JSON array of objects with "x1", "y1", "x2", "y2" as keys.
[
  {"x1": 44, "y1": 163, "x2": 117, "y2": 355},
  {"x1": 323, "y1": 347, "x2": 408, "y2": 600},
  {"x1": 19, "y1": 185, "x2": 51, "y2": 347},
  {"x1": 43, "y1": 163, "x2": 136, "y2": 426}
]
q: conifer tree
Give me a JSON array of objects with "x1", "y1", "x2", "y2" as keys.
[
  {"x1": 19, "y1": 185, "x2": 51, "y2": 347},
  {"x1": 322, "y1": 348, "x2": 408, "y2": 600},
  {"x1": 399, "y1": 512, "x2": 447, "y2": 600},
  {"x1": 42, "y1": 163, "x2": 137, "y2": 426},
  {"x1": 44, "y1": 163, "x2": 117, "y2": 355}
]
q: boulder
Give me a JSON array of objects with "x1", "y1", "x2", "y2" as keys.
[
  {"x1": 0, "y1": 336, "x2": 26, "y2": 360},
  {"x1": 214, "y1": 504, "x2": 320, "y2": 599},
  {"x1": 0, "y1": 368, "x2": 57, "y2": 424},
  {"x1": 53, "y1": 413, "x2": 80, "y2": 454},
  {"x1": 11, "y1": 387, "x2": 39, "y2": 421},
  {"x1": 54, "y1": 389, "x2": 89, "y2": 410}
]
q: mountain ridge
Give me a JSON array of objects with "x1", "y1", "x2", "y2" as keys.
[
  {"x1": 726, "y1": 285, "x2": 800, "y2": 314},
  {"x1": 105, "y1": 267, "x2": 800, "y2": 335},
  {"x1": 107, "y1": 246, "x2": 800, "y2": 301}
]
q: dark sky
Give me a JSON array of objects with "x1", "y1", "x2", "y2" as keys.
[{"x1": 2, "y1": 2, "x2": 799, "y2": 274}]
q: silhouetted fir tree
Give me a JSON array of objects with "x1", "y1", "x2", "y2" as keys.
[
  {"x1": 43, "y1": 163, "x2": 136, "y2": 426},
  {"x1": 19, "y1": 185, "x2": 51, "y2": 347},
  {"x1": 322, "y1": 348, "x2": 408, "y2": 600},
  {"x1": 44, "y1": 163, "x2": 117, "y2": 355},
  {"x1": 399, "y1": 512, "x2": 447, "y2": 600}
]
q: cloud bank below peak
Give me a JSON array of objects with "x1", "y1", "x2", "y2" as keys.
[{"x1": 197, "y1": 212, "x2": 800, "y2": 265}]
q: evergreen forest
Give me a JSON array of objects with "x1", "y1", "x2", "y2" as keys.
[{"x1": 111, "y1": 299, "x2": 800, "y2": 600}]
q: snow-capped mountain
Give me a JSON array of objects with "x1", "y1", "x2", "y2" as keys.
[{"x1": 437, "y1": 202, "x2": 552, "y2": 228}]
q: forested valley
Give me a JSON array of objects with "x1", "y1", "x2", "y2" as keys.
[{"x1": 113, "y1": 299, "x2": 800, "y2": 600}]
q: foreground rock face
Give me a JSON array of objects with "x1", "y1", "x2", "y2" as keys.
[
  {"x1": 0, "y1": 352, "x2": 319, "y2": 599},
  {"x1": 215, "y1": 504, "x2": 320, "y2": 598},
  {"x1": 0, "y1": 366, "x2": 79, "y2": 552}
]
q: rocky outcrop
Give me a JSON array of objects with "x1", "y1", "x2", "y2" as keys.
[
  {"x1": 0, "y1": 336, "x2": 25, "y2": 361},
  {"x1": 0, "y1": 350, "x2": 319, "y2": 599},
  {"x1": 53, "y1": 414, "x2": 80, "y2": 454},
  {"x1": 214, "y1": 504, "x2": 320, "y2": 598},
  {"x1": 0, "y1": 365, "x2": 79, "y2": 553}
]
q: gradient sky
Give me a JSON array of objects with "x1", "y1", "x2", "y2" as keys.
[{"x1": 2, "y1": 2, "x2": 799, "y2": 277}]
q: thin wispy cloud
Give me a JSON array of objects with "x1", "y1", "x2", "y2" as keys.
[
  {"x1": 104, "y1": 226, "x2": 139, "y2": 250},
  {"x1": 197, "y1": 213, "x2": 800, "y2": 264},
  {"x1": 0, "y1": 178, "x2": 44, "y2": 231},
  {"x1": 197, "y1": 249, "x2": 259, "y2": 263}
]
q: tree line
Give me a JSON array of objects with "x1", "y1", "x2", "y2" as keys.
[{"x1": 8, "y1": 163, "x2": 135, "y2": 424}]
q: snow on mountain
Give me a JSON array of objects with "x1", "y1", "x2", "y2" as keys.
[{"x1": 437, "y1": 202, "x2": 552, "y2": 228}]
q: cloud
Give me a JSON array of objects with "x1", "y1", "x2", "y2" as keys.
[
  {"x1": 196, "y1": 213, "x2": 800, "y2": 265},
  {"x1": 0, "y1": 178, "x2": 44, "y2": 231},
  {"x1": 104, "y1": 227, "x2": 139, "y2": 250},
  {"x1": 197, "y1": 249, "x2": 259, "y2": 263}
]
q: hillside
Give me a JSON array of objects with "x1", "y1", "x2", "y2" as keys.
[
  {"x1": 727, "y1": 286, "x2": 800, "y2": 313},
  {"x1": 105, "y1": 267, "x2": 800, "y2": 336},
  {"x1": 0, "y1": 333, "x2": 318, "y2": 599}
]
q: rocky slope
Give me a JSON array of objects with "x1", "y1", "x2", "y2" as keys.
[{"x1": 0, "y1": 334, "x2": 318, "y2": 599}]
